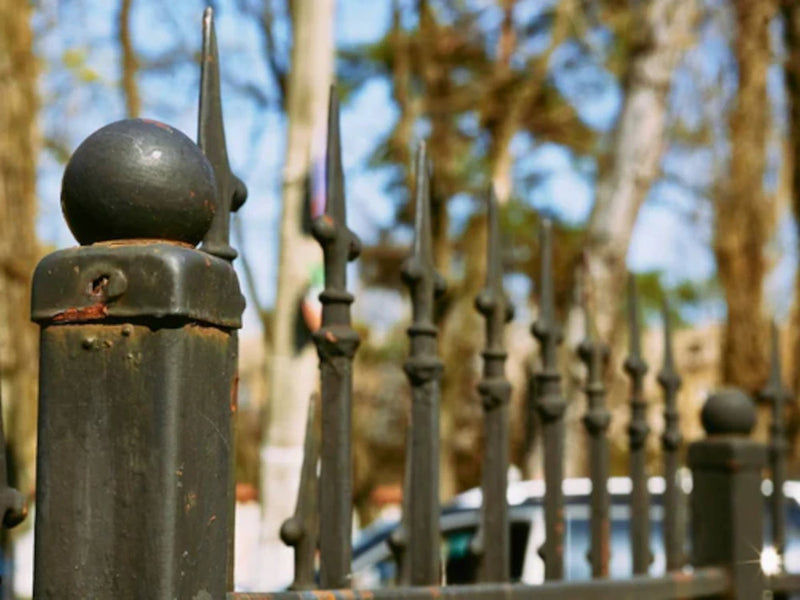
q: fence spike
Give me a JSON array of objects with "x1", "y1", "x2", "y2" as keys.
[
  {"x1": 578, "y1": 288, "x2": 610, "y2": 578},
  {"x1": 624, "y1": 274, "x2": 651, "y2": 575},
  {"x1": 0, "y1": 373, "x2": 26, "y2": 530},
  {"x1": 658, "y1": 298, "x2": 684, "y2": 571},
  {"x1": 473, "y1": 186, "x2": 512, "y2": 582},
  {"x1": 759, "y1": 320, "x2": 790, "y2": 559},
  {"x1": 197, "y1": 7, "x2": 247, "y2": 261},
  {"x1": 531, "y1": 218, "x2": 565, "y2": 580},
  {"x1": 401, "y1": 141, "x2": 445, "y2": 585},
  {"x1": 311, "y1": 86, "x2": 361, "y2": 589},
  {"x1": 280, "y1": 394, "x2": 320, "y2": 590}
]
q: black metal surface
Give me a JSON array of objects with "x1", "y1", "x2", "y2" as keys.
[
  {"x1": 656, "y1": 299, "x2": 683, "y2": 571},
  {"x1": 33, "y1": 322, "x2": 238, "y2": 599},
  {"x1": 401, "y1": 143, "x2": 445, "y2": 586},
  {"x1": 61, "y1": 118, "x2": 217, "y2": 246},
  {"x1": 701, "y1": 387, "x2": 756, "y2": 434},
  {"x1": 759, "y1": 322, "x2": 790, "y2": 558},
  {"x1": 577, "y1": 300, "x2": 610, "y2": 578},
  {"x1": 31, "y1": 10, "x2": 243, "y2": 597},
  {"x1": 281, "y1": 394, "x2": 321, "y2": 591},
  {"x1": 198, "y1": 7, "x2": 247, "y2": 261},
  {"x1": 0, "y1": 378, "x2": 26, "y2": 531},
  {"x1": 31, "y1": 243, "x2": 244, "y2": 328},
  {"x1": 231, "y1": 566, "x2": 731, "y2": 600},
  {"x1": 472, "y1": 187, "x2": 513, "y2": 583},
  {"x1": 689, "y1": 388, "x2": 765, "y2": 599},
  {"x1": 531, "y1": 219, "x2": 565, "y2": 581},
  {"x1": 623, "y1": 275, "x2": 650, "y2": 575},
  {"x1": 311, "y1": 88, "x2": 361, "y2": 590}
]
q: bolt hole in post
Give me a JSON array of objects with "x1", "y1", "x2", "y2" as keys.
[{"x1": 90, "y1": 275, "x2": 109, "y2": 296}]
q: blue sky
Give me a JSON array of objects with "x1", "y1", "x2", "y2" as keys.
[{"x1": 31, "y1": 0, "x2": 798, "y2": 334}]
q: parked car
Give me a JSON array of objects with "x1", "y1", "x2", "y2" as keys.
[{"x1": 351, "y1": 475, "x2": 800, "y2": 588}]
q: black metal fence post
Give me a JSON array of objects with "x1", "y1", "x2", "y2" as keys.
[
  {"x1": 31, "y1": 118, "x2": 244, "y2": 598},
  {"x1": 689, "y1": 388, "x2": 766, "y2": 599},
  {"x1": 578, "y1": 304, "x2": 610, "y2": 578},
  {"x1": 312, "y1": 89, "x2": 362, "y2": 590},
  {"x1": 31, "y1": 13, "x2": 244, "y2": 598},
  {"x1": 401, "y1": 142, "x2": 445, "y2": 586},
  {"x1": 657, "y1": 299, "x2": 683, "y2": 571},
  {"x1": 532, "y1": 219, "x2": 566, "y2": 581},
  {"x1": 624, "y1": 274, "x2": 651, "y2": 575},
  {"x1": 473, "y1": 187, "x2": 513, "y2": 583}
]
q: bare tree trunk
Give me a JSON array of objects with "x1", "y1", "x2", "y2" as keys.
[
  {"x1": 783, "y1": 1, "x2": 800, "y2": 392},
  {"x1": 118, "y1": 0, "x2": 140, "y2": 118},
  {"x1": 0, "y1": 0, "x2": 39, "y2": 511},
  {"x1": 259, "y1": 0, "x2": 333, "y2": 590},
  {"x1": 713, "y1": 0, "x2": 777, "y2": 394},
  {"x1": 583, "y1": 0, "x2": 696, "y2": 342}
]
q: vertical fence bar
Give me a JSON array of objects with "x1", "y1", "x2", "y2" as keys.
[
  {"x1": 198, "y1": 7, "x2": 247, "y2": 262},
  {"x1": 624, "y1": 274, "x2": 650, "y2": 575},
  {"x1": 759, "y1": 321, "x2": 789, "y2": 561},
  {"x1": 657, "y1": 299, "x2": 683, "y2": 571},
  {"x1": 0, "y1": 382, "x2": 26, "y2": 532},
  {"x1": 280, "y1": 394, "x2": 320, "y2": 591},
  {"x1": 690, "y1": 388, "x2": 765, "y2": 599},
  {"x1": 312, "y1": 89, "x2": 362, "y2": 589},
  {"x1": 532, "y1": 219, "x2": 565, "y2": 581},
  {"x1": 473, "y1": 187, "x2": 513, "y2": 583},
  {"x1": 401, "y1": 143, "x2": 446, "y2": 585},
  {"x1": 197, "y1": 11, "x2": 247, "y2": 586},
  {"x1": 578, "y1": 302, "x2": 610, "y2": 578},
  {"x1": 0, "y1": 369, "x2": 27, "y2": 594}
]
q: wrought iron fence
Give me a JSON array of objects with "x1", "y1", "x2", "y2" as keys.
[{"x1": 3, "y1": 7, "x2": 800, "y2": 600}]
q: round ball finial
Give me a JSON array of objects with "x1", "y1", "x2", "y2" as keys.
[
  {"x1": 61, "y1": 118, "x2": 217, "y2": 246},
  {"x1": 701, "y1": 387, "x2": 756, "y2": 436}
]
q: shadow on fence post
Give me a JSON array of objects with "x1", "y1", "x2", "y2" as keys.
[
  {"x1": 30, "y1": 117, "x2": 244, "y2": 599},
  {"x1": 689, "y1": 387, "x2": 766, "y2": 599}
]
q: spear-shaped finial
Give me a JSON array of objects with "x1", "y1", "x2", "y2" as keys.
[
  {"x1": 531, "y1": 219, "x2": 561, "y2": 366},
  {"x1": 578, "y1": 294, "x2": 609, "y2": 404},
  {"x1": 764, "y1": 321, "x2": 786, "y2": 399},
  {"x1": 198, "y1": 7, "x2": 247, "y2": 261},
  {"x1": 475, "y1": 186, "x2": 513, "y2": 326},
  {"x1": 312, "y1": 87, "x2": 361, "y2": 293},
  {"x1": 657, "y1": 298, "x2": 681, "y2": 397},
  {"x1": 402, "y1": 142, "x2": 445, "y2": 299},
  {"x1": 624, "y1": 274, "x2": 648, "y2": 383}
]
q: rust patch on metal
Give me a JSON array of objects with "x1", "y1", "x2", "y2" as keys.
[
  {"x1": 230, "y1": 373, "x2": 239, "y2": 414},
  {"x1": 95, "y1": 238, "x2": 193, "y2": 249},
  {"x1": 52, "y1": 303, "x2": 108, "y2": 322},
  {"x1": 140, "y1": 118, "x2": 174, "y2": 133},
  {"x1": 184, "y1": 491, "x2": 198, "y2": 513}
]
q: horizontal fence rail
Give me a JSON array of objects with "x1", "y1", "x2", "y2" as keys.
[{"x1": 231, "y1": 566, "x2": 732, "y2": 600}]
